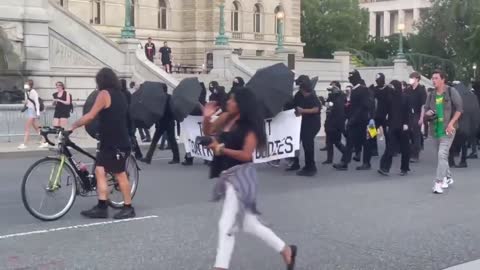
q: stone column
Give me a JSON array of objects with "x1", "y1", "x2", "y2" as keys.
[
  {"x1": 398, "y1": 9, "x2": 405, "y2": 32},
  {"x1": 383, "y1": 11, "x2": 391, "y2": 37},
  {"x1": 209, "y1": 46, "x2": 233, "y2": 79},
  {"x1": 369, "y1": 12, "x2": 376, "y2": 37},
  {"x1": 393, "y1": 58, "x2": 409, "y2": 81},
  {"x1": 333, "y1": 51, "x2": 351, "y2": 83},
  {"x1": 413, "y1": 8, "x2": 420, "y2": 33}
]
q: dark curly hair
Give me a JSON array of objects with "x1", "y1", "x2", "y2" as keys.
[
  {"x1": 231, "y1": 87, "x2": 267, "y2": 149},
  {"x1": 96, "y1": 68, "x2": 121, "y2": 91}
]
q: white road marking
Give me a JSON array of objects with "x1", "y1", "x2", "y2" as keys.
[{"x1": 0, "y1": 215, "x2": 158, "y2": 240}]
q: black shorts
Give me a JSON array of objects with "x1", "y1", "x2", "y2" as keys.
[
  {"x1": 53, "y1": 110, "x2": 70, "y2": 119},
  {"x1": 96, "y1": 149, "x2": 130, "y2": 174}
]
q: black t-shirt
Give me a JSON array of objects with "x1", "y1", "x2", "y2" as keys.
[
  {"x1": 406, "y1": 84, "x2": 427, "y2": 115},
  {"x1": 293, "y1": 91, "x2": 321, "y2": 129},
  {"x1": 159, "y1": 46, "x2": 171, "y2": 62}
]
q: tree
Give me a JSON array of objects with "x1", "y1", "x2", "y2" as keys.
[
  {"x1": 301, "y1": 0, "x2": 369, "y2": 58},
  {"x1": 413, "y1": 0, "x2": 480, "y2": 81}
]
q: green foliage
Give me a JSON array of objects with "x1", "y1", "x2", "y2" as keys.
[
  {"x1": 301, "y1": 0, "x2": 369, "y2": 58},
  {"x1": 414, "y1": 0, "x2": 480, "y2": 81}
]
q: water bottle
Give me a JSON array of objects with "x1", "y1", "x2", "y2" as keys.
[{"x1": 74, "y1": 159, "x2": 91, "y2": 190}]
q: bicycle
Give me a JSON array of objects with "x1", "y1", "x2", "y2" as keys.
[{"x1": 21, "y1": 127, "x2": 140, "y2": 221}]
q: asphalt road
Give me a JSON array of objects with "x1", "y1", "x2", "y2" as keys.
[{"x1": 0, "y1": 140, "x2": 480, "y2": 270}]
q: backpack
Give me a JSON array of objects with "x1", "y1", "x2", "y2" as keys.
[{"x1": 26, "y1": 91, "x2": 45, "y2": 112}]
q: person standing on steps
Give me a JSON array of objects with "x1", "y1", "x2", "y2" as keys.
[
  {"x1": 377, "y1": 80, "x2": 412, "y2": 176},
  {"x1": 70, "y1": 68, "x2": 135, "y2": 219},
  {"x1": 334, "y1": 70, "x2": 373, "y2": 171},
  {"x1": 203, "y1": 87, "x2": 297, "y2": 270},
  {"x1": 421, "y1": 70, "x2": 463, "y2": 194},
  {"x1": 285, "y1": 75, "x2": 321, "y2": 176},
  {"x1": 159, "y1": 41, "x2": 172, "y2": 74},
  {"x1": 144, "y1": 37, "x2": 156, "y2": 63},
  {"x1": 140, "y1": 84, "x2": 180, "y2": 165},
  {"x1": 323, "y1": 81, "x2": 346, "y2": 164}
]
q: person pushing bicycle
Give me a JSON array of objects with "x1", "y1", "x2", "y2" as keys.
[{"x1": 70, "y1": 68, "x2": 135, "y2": 219}]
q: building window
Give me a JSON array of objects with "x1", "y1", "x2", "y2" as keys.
[
  {"x1": 231, "y1": 1, "x2": 240, "y2": 32},
  {"x1": 59, "y1": 0, "x2": 66, "y2": 7},
  {"x1": 274, "y1": 5, "x2": 284, "y2": 35},
  {"x1": 91, "y1": 0, "x2": 102, "y2": 24},
  {"x1": 253, "y1": 4, "x2": 262, "y2": 33},
  {"x1": 256, "y1": 50, "x2": 264, "y2": 57},
  {"x1": 158, "y1": 0, "x2": 167, "y2": 29}
]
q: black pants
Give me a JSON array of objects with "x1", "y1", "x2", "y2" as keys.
[
  {"x1": 138, "y1": 128, "x2": 151, "y2": 141},
  {"x1": 341, "y1": 124, "x2": 371, "y2": 165},
  {"x1": 144, "y1": 119, "x2": 179, "y2": 162},
  {"x1": 159, "y1": 131, "x2": 169, "y2": 148},
  {"x1": 325, "y1": 130, "x2": 345, "y2": 162},
  {"x1": 292, "y1": 126, "x2": 320, "y2": 170},
  {"x1": 380, "y1": 128, "x2": 410, "y2": 172},
  {"x1": 449, "y1": 132, "x2": 468, "y2": 165},
  {"x1": 409, "y1": 114, "x2": 422, "y2": 159}
]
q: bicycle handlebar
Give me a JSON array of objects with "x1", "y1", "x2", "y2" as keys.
[{"x1": 40, "y1": 127, "x2": 72, "y2": 146}]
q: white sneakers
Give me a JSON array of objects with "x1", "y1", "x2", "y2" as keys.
[
  {"x1": 433, "y1": 177, "x2": 454, "y2": 194},
  {"x1": 38, "y1": 142, "x2": 49, "y2": 148},
  {"x1": 433, "y1": 182, "x2": 443, "y2": 194},
  {"x1": 17, "y1": 142, "x2": 49, "y2": 150}
]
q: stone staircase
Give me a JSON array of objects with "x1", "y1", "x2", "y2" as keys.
[{"x1": 170, "y1": 73, "x2": 232, "y2": 89}]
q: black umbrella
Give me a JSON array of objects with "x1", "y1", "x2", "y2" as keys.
[
  {"x1": 130, "y1": 81, "x2": 168, "y2": 128},
  {"x1": 170, "y1": 77, "x2": 202, "y2": 122},
  {"x1": 311, "y1": 76, "x2": 319, "y2": 90},
  {"x1": 83, "y1": 90, "x2": 100, "y2": 139},
  {"x1": 246, "y1": 63, "x2": 295, "y2": 118}
]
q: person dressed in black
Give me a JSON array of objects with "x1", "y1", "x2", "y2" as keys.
[
  {"x1": 144, "y1": 37, "x2": 156, "y2": 62},
  {"x1": 378, "y1": 80, "x2": 412, "y2": 176},
  {"x1": 286, "y1": 75, "x2": 321, "y2": 176},
  {"x1": 52, "y1": 81, "x2": 71, "y2": 129},
  {"x1": 140, "y1": 84, "x2": 180, "y2": 164},
  {"x1": 120, "y1": 79, "x2": 143, "y2": 159},
  {"x1": 371, "y1": 73, "x2": 393, "y2": 149},
  {"x1": 70, "y1": 68, "x2": 135, "y2": 219},
  {"x1": 323, "y1": 81, "x2": 346, "y2": 164},
  {"x1": 203, "y1": 87, "x2": 297, "y2": 270},
  {"x1": 468, "y1": 81, "x2": 480, "y2": 159},
  {"x1": 334, "y1": 70, "x2": 373, "y2": 171},
  {"x1": 405, "y1": 72, "x2": 427, "y2": 162},
  {"x1": 209, "y1": 82, "x2": 228, "y2": 112},
  {"x1": 182, "y1": 82, "x2": 207, "y2": 166},
  {"x1": 231, "y1": 77, "x2": 245, "y2": 91},
  {"x1": 159, "y1": 41, "x2": 172, "y2": 73}
]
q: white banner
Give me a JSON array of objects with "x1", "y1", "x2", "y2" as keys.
[{"x1": 181, "y1": 109, "x2": 302, "y2": 163}]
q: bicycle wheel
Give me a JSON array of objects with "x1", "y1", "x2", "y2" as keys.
[
  {"x1": 108, "y1": 155, "x2": 140, "y2": 208},
  {"x1": 21, "y1": 157, "x2": 77, "y2": 221}
]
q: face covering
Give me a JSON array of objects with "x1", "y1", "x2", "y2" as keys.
[
  {"x1": 348, "y1": 70, "x2": 362, "y2": 86},
  {"x1": 375, "y1": 73, "x2": 386, "y2": 87},
  {"x1": 24, "y1": 84, "x2": 30, "y2": 91},
  {"x1": 409, "y1": 78, "x2": 417, "y2": 85}
]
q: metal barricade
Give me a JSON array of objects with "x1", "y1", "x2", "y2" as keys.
[{"x1": 0, "y1": 104, "x2": 83, "y2": 142}]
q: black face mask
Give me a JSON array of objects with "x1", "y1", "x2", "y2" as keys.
[{"x1": 348, "y1": 71, "x2": 362, "y2": 86}]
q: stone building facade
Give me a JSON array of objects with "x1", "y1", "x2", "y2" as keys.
[
  {"x1": 54, "y1": 0, "x2": 304, "y2": 66},
  {"x1": 360, "y1": 0, "x2": 431, "y2": 37}
]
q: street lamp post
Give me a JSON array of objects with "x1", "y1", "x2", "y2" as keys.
[
  {"x1": 396, "y1": 23, "x2": 405, "y2": 59},
  {"x1": 121, "y1": 0, "x2": 136, "y2": 39},
  {"x1": 215, "y1": 0, "x2": 229, "y2": 46},
  {"x1": 276, "y1": 10, "x2": 285, "y2": 51}
]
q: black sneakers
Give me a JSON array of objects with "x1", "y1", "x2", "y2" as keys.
[
  {"x1": 81, "y1": 205, "x2": 136, "y2": 219},
  {"x1": 113, "y1": 206, "x2": 136, "y2": 220},
  {"x1": 81, "y1": 205, "x2": 108, "y2": 219}
]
